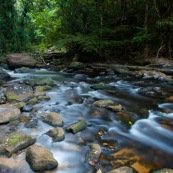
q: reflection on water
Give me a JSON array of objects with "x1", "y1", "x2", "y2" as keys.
[{"x1": 2, "y1": 69, "x2": 173, "y2": 173}]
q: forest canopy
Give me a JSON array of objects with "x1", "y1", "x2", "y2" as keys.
[{"x1": 0, "y1": 0, "x2": 173, "y2": 61}]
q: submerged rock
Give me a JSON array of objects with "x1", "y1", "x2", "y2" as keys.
[
  {"x1": 42, "y1": 112, "x2": 63, "y2": 127},
  {"x1": 107, "y1": 166, "x2": 133, "y2": 173},
  {"x1": 25, "y1": 119, "x2": 38, "y2": 128},
  {"x1": 26, "y1": 145, "x2": 58, "y2": 171},
  {"x1": 138, "y1": 87, "x2": 166, "y2": 98},
  {"x1": 90, "y1": 83, "x2": 107, "y2": 90},
  {"x1": 6, "y1": 53, "x2": 36, "y2": 69},
  {"x1": 5, "y1": 83, "x2": 33, "y2": 101},
  {"x1": 1, "y1": 133, "x2": 36, "y2": 157},
  {"x1": 0, "y1": 104, "x2": 20, "y2": 124},
  {"x1": 46, "y1": 127, "x2": 65, "y2": 142}
]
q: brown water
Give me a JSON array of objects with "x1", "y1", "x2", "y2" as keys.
[{"x1": 2, "y1": 69, "x2": 173, "y2": 173}]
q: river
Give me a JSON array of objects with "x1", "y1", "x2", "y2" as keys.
[{"x1": 2, "y1": 69, "x2": 173, "y2": 173}]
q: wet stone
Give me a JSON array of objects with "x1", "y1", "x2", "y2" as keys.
[
  {"x1": 46, "y1": 127, "x2": 65, "y2": 142},
  {"x1": 1, "y1": 133, "x2": 36, "y2": 157},
  {"x1": 42, "y1": 112, "x2": 63, "y2": 127},
  {"x1": 107, "y1": 166, "x2": 133, "y2": 173},
  {"x1": 22, "y1": 105, "x2": 33, "y2": 112},
  {"x1": 26, "y1": 145, "x2": 58, "y2": 171}
]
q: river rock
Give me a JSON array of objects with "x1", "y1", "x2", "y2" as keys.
[
  {"x1": 111, "y1": 65, "x2": 130, "y2": 75},
  {"x1": 132, "y1": 70, "x2": 171, "y2": 80},
  {"x1": 5, "y1": 83, "x2": 33, "y2": 101},
  {"x1": 85, "y1": 143, "x2": 101, "y2": 166},
  {"x1": 107, "y1": 166, "x2": 133, "y2": 173},
  {"x1": 46, "y1": 127, "x2": 65, "y2": 142},
  {"x1": 1, "y1": 133, "x2": 36, "y2": 157},
  {"x1": 138, "y1": 87, "x2": 166, "y2": 98},
  {"x1": 93, "y1": 100, "x2": 115, "y2": 108},
  {"x1": 0, "y1": 68, "x2": 10, "y2": 81},
  {"x1": 90, "y1": 83, "x2": 107, "y2": 90},
  {"x1": 0, "y1": 89, "x2": 6, "y2": 104},
  {"x1": 22, "y1": 105, "x2": 33, "y2": 112},
  {"x1": 37, "y1": 95, "x2": 50, "y2": 101},
  {"x1": 68, "y1": 61, "x2": 85, "y2": 70},
  {"x1": 6, "y1": 53, "x2": 36, "y2": 69},
  {"x1": 42, "y1": 112, "x2": 63, "y2": 127},
  {"x1": 151, "y1": 168, "x2": 173, "y2": 173},
  {"x1": 0, "y1": 104, "x2": 20, "y2": 124},
  {"x1": 25, "y1": 119, "x2": 38, "y2": 128},
  {"x1": 35, "y1": 77, "x2": 54, "y2": 86},
  {"x1": 26, "y1": 145, "x2": 58, "y2": 171},
  {"x1": 28, "y1": 97, "x2": 38, "y2": 105},
  {"x1": 14, "y1": 67, "x2": 34, "y2": 73},
  {"x1": 107, "y1": 104, "x2": 123, "y2": 112}
]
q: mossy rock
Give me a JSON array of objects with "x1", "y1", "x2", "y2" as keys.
[
  {"x1": 111, "y1": 66, "x2": 130, "y2": 75},
  {"x1": 42, "y1": 112, "x2": 63, "y2": 127},
  {"x1": 68, "y1": 62, "x2": 85, "y2": 70},
  {"x1": 93, "y1": 100, "x2": 115, "y2": 108},
  {"x1": 107, "y1": 104, "x2": 123, "y2": 112},
  {"x1": 1, "y1": 133, "x2": 36, "y2": 157},
  {"x1": 90, "y1": 83, "x2": 107, "y2": 90},
  {"x1": 5, "y1": 84, "x2": 33, "y2": 101},
  {"x1": 46, "y1": 127, "x2": 65, "y2": 142}
]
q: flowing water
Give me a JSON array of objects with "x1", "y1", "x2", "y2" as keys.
[{"x1": 1, "y1": 69, "x2": 173, "y2": 173}]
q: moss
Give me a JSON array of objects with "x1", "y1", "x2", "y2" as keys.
[{"x1": 5, "y1": 134, "x2": 21, "y2": 146}]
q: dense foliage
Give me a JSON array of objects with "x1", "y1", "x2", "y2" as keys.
[{"x1": 0, "y1": 0, "x2": 173, "y2": 61}]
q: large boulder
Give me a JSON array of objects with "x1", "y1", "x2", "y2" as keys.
[
  {"x1": 0, "y1": 133, "x2": 36, "y2": 157},
  {"x1": 5, "y1": 83, "x2": 33, "y2": 101},
  {"x1": 26, "y1": 145, "x2": 58, "y2": 171},
  {"x1": 6, "y1": 53, "x2": 36, "y2": 69},
  {"x1": 0, "y1": 104, "x2": 20, "y2": 124}
]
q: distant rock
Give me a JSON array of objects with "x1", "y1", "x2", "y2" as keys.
[
  {"x1": 26, "y1": 145, "x2": 58, "y2": 171},
  {"x1": 0, "y1": 104, "x2": 20, "y2": 124},
  {"x1": 6, "y1": 53, "x2": 36, "y2": 69},
  {"x1": 68, "y1": 62, "x2": 85, "y2": 70},
  {"x1": 111, "y1": 65, "x2": 130, "y2": 75},
  {"x1": 5, "y1": 83, "x2": 33, "y2": 101},
  {"x1": 1, "y1": 133, "x2": 36, "y2": 157}
]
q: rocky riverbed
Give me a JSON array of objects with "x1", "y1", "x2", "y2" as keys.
[{"x1": 0, "y1": 57, "x2": 173, "y2": 173}]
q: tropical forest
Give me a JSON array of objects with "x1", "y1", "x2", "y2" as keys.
[{"x1": 0, "y1": 1, "x2": 173, "y2": 173}]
